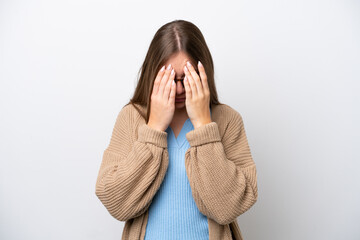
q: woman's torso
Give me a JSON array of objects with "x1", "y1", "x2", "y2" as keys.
[{"x1": 143, "y1": 108, "x2": 212, "y2": 240}]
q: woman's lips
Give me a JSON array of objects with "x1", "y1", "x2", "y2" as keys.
[{"x1": 175, "y1": 98, "x2": 185, "y2": 102}]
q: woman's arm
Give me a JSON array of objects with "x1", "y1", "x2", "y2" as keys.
[
  {"x1": 95, "y1": 105, "x2": 169, "y2": 221},
  {"x1": 185, "y1": 110, "x2": 258, "y2": 225}
]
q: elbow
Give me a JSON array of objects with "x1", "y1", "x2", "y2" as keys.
[
  {"x1": 95, "y1": 189, "x2": 130, "y2": 222},
  {"x1": 107, "y1": 207, "x2": 132, "y2": 222},
  {"x1": 211, "y1": 193, "x2": 258, "y2": 225},
  {"x1": 95, "y1": 185, "x2": 125, "y2": 221},
  {"x1": 106, "y1": 201, "x2": 150, "y2": 222},
  {"x1": 213, "y1": 215, "x2": 238, "y2": 226},
  {"x1": 234, "y1": 193, "x2": 258, "y2": 218},
  {"x1": 95, "y1": 187, "x2": 150, "y2": 222},
  {"x1": 202, "y1": 205, "x2": 240, "y2": 226}
]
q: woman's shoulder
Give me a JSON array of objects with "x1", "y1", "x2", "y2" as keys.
[
  {"x1": 118, "y1": 102, "x2": 244, "y2": 128},
  {"x1": 212, "y1": 103, "x2": 244, "y2": 124},
  {"x1": 121, "y1": 102, "x2": 145, "y2": 113},
  {"x1": 117, "y1": 102, "x2": 147, "y2": 124}
]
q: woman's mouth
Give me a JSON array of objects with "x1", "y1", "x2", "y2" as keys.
[{"x1": 175, "y1": 98, "x2": 185, "y2": 102}]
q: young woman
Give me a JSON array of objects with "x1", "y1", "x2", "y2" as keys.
[{"x1": 95, "y1": 20, "x2": 258, "y2": 240}]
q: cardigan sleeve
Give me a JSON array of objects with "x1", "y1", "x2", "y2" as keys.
[
  {"x1": 184, "y1": 110, "x2": 258, "y2": 225},
  {"x1": 95, "y1": 105, "x2": 169, "y2": 222}
]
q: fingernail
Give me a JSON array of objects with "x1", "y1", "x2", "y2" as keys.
[
  {"x1": 167, "y1": 64, "x2": 172, "y2": 70},
  {"x1": 171, "y1": 69, "x2": 174, "y2": 75},
  {"x1": 187, "y1": 61, "x2": 191, "y2": 67},
  {"x1": 198, "y1": 61, "x2": 203, "y2": 67},
  {"x1": 184, "y1": 66, "x2": 188, "y2": 72},
  {"x1": 160, "y1": 65, "x2": 165, "y2": 72}
]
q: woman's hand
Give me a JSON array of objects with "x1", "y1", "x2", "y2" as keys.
[
  {"x1": 183, "y1": 60, "x2": 212, "y2": 129},
  {"x1": 147, "y1": 64, "x2": 176, "y2": 132}
]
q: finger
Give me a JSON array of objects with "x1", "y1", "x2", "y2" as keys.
[
  {"x1": 169, "y1": 78, "x2": 176, "y2": 105},
  {"x1": 163, "y1": 68, "x2": 175, "y2": 100},
  {"x1": 183, "y1": 75, "x2": 192, "y2": 99},
  {"x1": 153, "y1": 65, "x2": 165, "y2": 95},
  {"x1": 159, "y1": 64, "x2": 172, "y2": 95},
  {"x1": 198, "y1": 61, "x2": 209, "y2": 94},
  {"x1": 186, "y1": 61, "x2": 202, "y2": 94},
  {"x1": 184, "y1": 65, "x2": 197, "y2": 96}
]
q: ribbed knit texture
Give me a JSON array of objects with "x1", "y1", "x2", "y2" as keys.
[
  {"x1": 95, "y1": 103, "x2": 258, "y2": 240},
  {"x1": 144, "y1": 109, "x2": 212, "y2": 240}
]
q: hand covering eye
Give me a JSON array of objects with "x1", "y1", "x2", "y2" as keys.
[{"x1": 175, "y1": 69, "x2": 200, "y2": 88}]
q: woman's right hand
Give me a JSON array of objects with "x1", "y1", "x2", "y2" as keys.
[{"x1": 147, "y1": 64, "x2": 176, "y2": 132}]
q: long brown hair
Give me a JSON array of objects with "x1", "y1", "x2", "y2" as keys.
[{"x1": 125, "y1": 19, "x2": 223, "y2": 123}]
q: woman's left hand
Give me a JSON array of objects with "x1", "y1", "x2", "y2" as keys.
[{"x1": 183, "y1": 60, "x2": 212, "y2": 129}]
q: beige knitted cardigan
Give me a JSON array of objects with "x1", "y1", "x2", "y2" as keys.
[{"x1": 95, "y1": 103, "x2": 258, "y2": 240}]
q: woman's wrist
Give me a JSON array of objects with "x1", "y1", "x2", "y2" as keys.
[{"x1": 147, "y1": 121, "x2": 165, "y2": 132}]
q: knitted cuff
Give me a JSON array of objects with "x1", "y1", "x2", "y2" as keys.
[
  {"x1": 137, "y1": 123, "x2": 168, "y2": 148},
  {"x1": 186, "y1": 122, "x2": 222, "y2": 147}
]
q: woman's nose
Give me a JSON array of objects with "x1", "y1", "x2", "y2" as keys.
[{"x1": 176, "y1": 80, "x2": 185, "y2": 94}]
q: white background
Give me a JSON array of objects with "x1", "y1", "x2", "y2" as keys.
[{"x1": 0, "y1": 0, "x2": 359, "y2": 239}]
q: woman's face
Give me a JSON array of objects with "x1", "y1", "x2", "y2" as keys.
[{"x1": 164, "y1": 51, "x2": 195, "y2": 109}]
